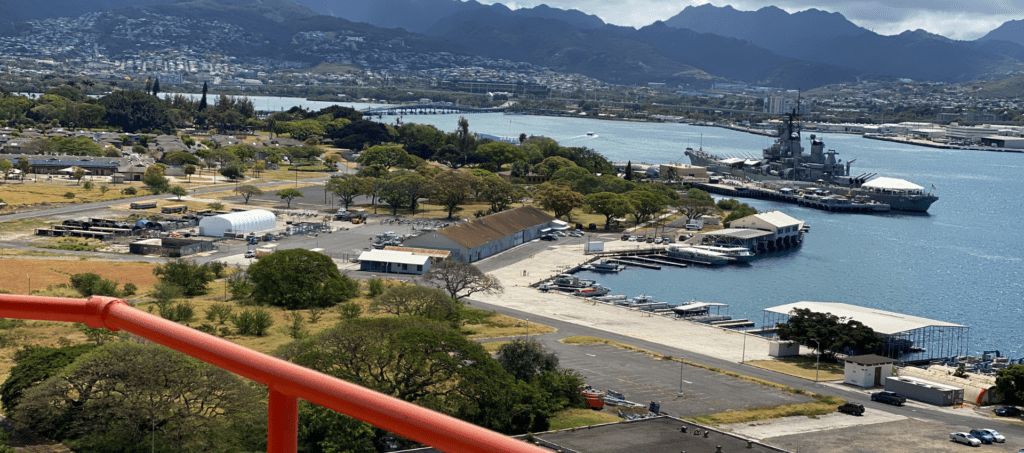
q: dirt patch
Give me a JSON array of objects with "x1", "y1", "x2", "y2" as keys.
[{"x1": 0, "y1": 258, "x2": 160, "y2": 294}]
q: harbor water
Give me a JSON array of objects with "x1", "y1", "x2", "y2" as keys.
[{"x1": 372, "y1": 111, "x2": 1024, "y2": 358}]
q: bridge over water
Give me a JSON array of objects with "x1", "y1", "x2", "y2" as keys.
[{"x1": 361, "y1": 103, "x2": 506, "y2": 116}]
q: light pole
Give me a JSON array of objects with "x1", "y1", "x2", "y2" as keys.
[
  {"x1": 526, "y1": 318, "x2": 529, "y2": 337},
  {"x1": 741, "y1": 330, "x2": 747, "y2": 364},
  {"x1": 810, "y1": 338, "x2": 820, "y2": 382}
]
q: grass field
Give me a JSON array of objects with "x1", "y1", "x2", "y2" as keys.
[
  {"x1": 745, "y1": 356, "x2": 845, "y2": 381},
  {"x1": 0, "y1": 180, "x2": 132, "y2": 208},
  {"x1": 548, "y1": 408, "x2": 622, "y2": 431},
  {"x1": 687, "y1": 394, "x2": 845, "y2": 426}
]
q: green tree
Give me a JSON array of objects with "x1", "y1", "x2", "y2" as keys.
[
  {"x1": 246, "y1": 249, "x2": 359, "y2": 309},
  {"x1": 15, "y1": 343, "x2": 265, "y2": 453},
  {"x1": 152, "y1": 259, "x2": 215, "y2": 297},
  {"x1": 722, "y1": 201, "x2": 758, "y2": 225},
  {"x1": 276, "y1": 188, "x2": 303, "y2": 209},
  {"x1": 357, "y1": 145, "x2": 411, "y2": 170},
  {"x1": 182, "y1": 163, "x2": 196, "y2": 182},
  {"x1": 423, "y1": 260, "x2": 503, "y2": 301},
  {"x1": 220, "y1": 164, "x2": 246, "y2": 180},
  {"x1": 480, "y1": 176, "x2": 521, "y2": 213},
  {"x1": 369, "y1": 285, "x2": 461, "y2": 325},
  {"x1": 68, "y1": 273, "x2": 123, "y2": 297},
  {"x1": 98, "y1": 89, "x2": 174, "y2": 133},
  {"x1": 234, "y1": 184, "x2": 263, "y2": 204},
  {"x1": 169, "y1": 185, "x2": 187, "y2": 201},
  {"x1": 496, "y1": 339, "x2": 560, "y2": 382},
  {"x1": 0, "y1": 344, "x2": 98, "y2": 416},
  {"x1": 775, "y1": 308, "x2": 884, "y2": 360},
  {"x1": 0, "y1": 159, "x2": 12, "y2": 182},
  {"x1": 584, "y1": 192, "x2": 631, "y2": 229},
  {"x1": 625, "y1": 189, "x2": 668, "y2": 224},
  {"x1": 326, "y1": 175, "x2": 366, "y2": 210},
  {"x1": 16, "y1": 157, "x2": 30, "y2": 179},
  {"x1": 535, "y1": 183, "x2": 584, "y2": 220},
  {"x1": 431, "y1": 170, "x2": 477, "y2": 219},
  {"x1": 996, "y1": 365, "x2": 1024, "y2": 405},
  {"x1": 477, "y1": 141, "x2": 527, "y2": 171},
  {"x1": 142, "y1": 164, "x2": 170, "y2": 193},
  {"x1": 624, "y1": 160, "x2": 634, "y2": 181},
  {"x1": 532, "y1": 156, "x2": 576, "y2": 178},
  {"x1": 70, "y1": 166, "x2": 86, "y2": 185}
]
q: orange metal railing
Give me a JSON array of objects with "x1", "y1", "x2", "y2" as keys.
[{"x1": 0, "y1": 295, "x2": 547, "y2": 453}]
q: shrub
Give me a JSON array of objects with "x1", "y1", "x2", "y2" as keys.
[
  {"x1": 82, "y1": 181, "x2": 94, "y2": 190},
  {"x1": 307, "y1": 306, "x2": 325, "y2": 323},
  {"x1": 99, "y1": 184, "x2": 109, "y2": 194},
  {"x1": 205, "y1": 303, "x2": 233, "y2": 324},
  {"x1": 204, "y1": 261, "x2": 228, "y2": 279},
  {"x1": 159, "y1": 301, "x2": 195, "y2": 324},
  {"x1": 122, "y1": 186, "x2": 137, "y2": 195},
  {"x1": 339, "y1": 302, "x2": 361, "y2": 320},
  {"x1": 63, "y1": 192, "x2": 75, "y2": 199},
  {"x1": 367, "y1": 278, "x2": 385, "y2": 297},
  {"x1": 233, "y1": 308, "x2": 273, "y2": 336},
  {"x1": 121, "y1": 282, "x2": 137, "y2": 296},
  {"x1": 286, "y1": 312, "x2": 306, "y2": 339}
]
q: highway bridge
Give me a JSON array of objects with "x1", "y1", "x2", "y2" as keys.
[{"x1": 361, "y1": 103, "x2": 506, "y2": 116}]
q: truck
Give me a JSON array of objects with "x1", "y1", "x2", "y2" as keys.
[
  {"x1": 254, "y1": 244, "x2": 279, "y2": 259},
  {"x1": 334, "y1": 209, "x2": 367, "y2": 222},
  {"x1": 870, "y1": 391, "x2": 906, "y2": 406}
]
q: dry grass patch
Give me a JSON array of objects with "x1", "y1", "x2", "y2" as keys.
[
  {"x1": 0, "y1": 181, "x2": 131, "y2": 208},
  {"x1": 687, "y1": 395, "x2": 844, "y2": 426},
  {"x1": 548, "y1": 408, "x2": 622, "y2": 431},
  {"x1": 461, "y1": 309, "x2": 556, "y2": 339},
  {"x1": 0, "y1": 218, "x2": 49, "y2": 234},
  {"x1": 0, "y1": 258, "x2": 160, "y2": 295},
  {"x1": 479, "y1": 340, "x2": 510, "y2": 353},
  {"x1": 745, "y1": 356, "x2": 845, "y2": 381}
]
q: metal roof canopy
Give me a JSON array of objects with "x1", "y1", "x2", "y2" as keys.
[
  {"x1": 693, "y1": 228, "x2": 773, "y2": 240},
  {"x1": 358, "y1": 250, "x2": 430, "y2": 266},
  {"x1": 763, "y1": 301, "x2": 966, "y2": 336}
]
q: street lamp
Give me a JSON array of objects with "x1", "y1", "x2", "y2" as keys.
[{"x1": 809, "y1": 338, "x2": 820, "y2": 382}]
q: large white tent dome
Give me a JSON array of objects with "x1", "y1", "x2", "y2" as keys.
[{"x1": 199, "y1": 209, "x2": 276, "y2": 237}]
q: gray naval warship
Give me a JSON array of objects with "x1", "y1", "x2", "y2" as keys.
[{"x1": 685, "y1": 111, "x2": 938, "y2": 212}]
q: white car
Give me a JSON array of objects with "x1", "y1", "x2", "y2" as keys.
[
  {"x1": 979, "y1": 428, "x2": 1005, "y2": 443},
  {"x1": 627, "y1": 236, "x2": 637, "y2": 242},
  {"x1": 950, "y1": 432, "x2": 981, "y2": 446},
  {"x1": 244, "y1": 250, "x2": 255, "y2": 258}
]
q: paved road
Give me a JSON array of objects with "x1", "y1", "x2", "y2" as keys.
[{"x1": 468, "y1": 298, "x2": 1024, "y2": 444}]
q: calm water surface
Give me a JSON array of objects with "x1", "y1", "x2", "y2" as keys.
[{"x1": 382, "y1": 112, "x2": 1023, "y2": 356}]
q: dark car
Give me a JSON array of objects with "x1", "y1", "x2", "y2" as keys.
[
  {"x1": 837, "y1": 403, "x2": 864, "y2": 415},
  {"x1": 995, "y1": 405, "x2": 1020, "y2": 417},
  {"x1": 870, "y1": 391, "x2": 906, "y2": 406},
  {"x1": 540, "y1": 234, "x2": 558, "y2": 241},
  {"x1": 969, "y1": 429, "x2": 996, "y2": 444}
]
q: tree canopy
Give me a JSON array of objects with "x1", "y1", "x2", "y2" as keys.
[
  {"x1": 246, "y1": 249, "x2": 359, "y2": 309},
  {"x1": 98, "y1": 89, "x2": 174, "y2": 133},
  {"x1": 15, "y1": 343, "x2": 265, "y2": 453},
  {"x1": 776, "y1": 308, "x2": 883, "y2": 360},
  {"x1": 423, "y1": 260, "x2": 503, "y2": 301}
]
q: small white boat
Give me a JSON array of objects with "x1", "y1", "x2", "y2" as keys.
[
  {"x1": 665, "y1": 244, "x2": 731, "y2": 265},
  {"x1": 582, "y1": 259, "x2": 625, "y2": 272},
  {"x1": 690, "y1": 245, "x2": 754, "y2": 262}
]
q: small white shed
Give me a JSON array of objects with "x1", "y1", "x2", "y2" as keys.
[{"x1": 843, "y1": 354, "x2": 897, "y2": 388}]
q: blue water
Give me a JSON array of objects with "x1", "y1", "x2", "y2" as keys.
[
  {"x1": 241, "y1": 97, "x2": 1019, "y2": 356},
  {"x1": 370, "y1": 112, "x2": 1024, "y2": 357}
]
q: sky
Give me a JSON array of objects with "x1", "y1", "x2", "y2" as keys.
[{"x1": 492, "y1": 0, "x2": 1023, "y2": 41}]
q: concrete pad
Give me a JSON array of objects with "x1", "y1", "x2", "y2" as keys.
[{"x1": 719, "y1": 410, "x2": 907, "y2": 440}]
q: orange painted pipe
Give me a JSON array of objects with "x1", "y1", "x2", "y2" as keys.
[{"x1": 0, "y1": 295, "x2": 546, "y2": 453}]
